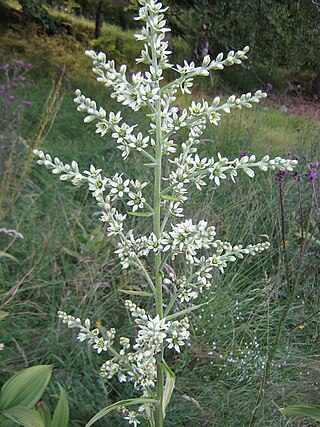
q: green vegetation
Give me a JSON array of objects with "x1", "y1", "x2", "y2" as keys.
[{"x1": 1, "y1": 2, "x2": 319, "y2": 426}]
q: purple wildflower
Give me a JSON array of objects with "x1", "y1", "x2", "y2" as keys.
[
  {"x1": 275, "y1": 169, "x2": 288, "y2": 184},
  {"x1": 239, "y1": 150, "x2": 250, "y2": 159},
  {"x1": 291, "y1": 170, "x2": 301, "y2": 182},
  {"x1": 307, "y1": 168, "x2": 318, "y2": 182}
]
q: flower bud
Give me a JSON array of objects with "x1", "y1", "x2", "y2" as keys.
[{"x1": 202, "y1": 55, "x2": 211, "y2": 67}]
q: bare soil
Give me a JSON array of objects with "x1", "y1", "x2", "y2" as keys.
[{"x1": 265, "y1": 93, "x2": 320, "y2": 121}]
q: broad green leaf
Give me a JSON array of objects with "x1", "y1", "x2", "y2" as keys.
[
  {"x1": 119, "y1": 289, "x2": 153, "y2": 297},
  {"x1": 3, "y1": 406, "x2": 45, "y2": 427},
  {"x1": 161, "y1": 194, "x2": 183, "y2": 202},
  {"x1": 0, "y1": 310, "x2": 9, "y2": 321},
  {"x1": 0, "y1": 365, "x2": 52, "y2": 410},
  {"x1": 166, "y1": 297, "x2": 215, "y2": 321},
  {"x1": 37, "y1": 401, "x2": 52, "y2": 427},
  {"x1": 161, "y1": 361, "x2": 175, "y2": 417},
  {"x1": 281, "y1": 404, "x2": 320, "y2": 421},
  {"x1": 85, "y1": 398, "x2": 158, "y2": 427},
  {"x1": 127, "y1": 211, "x2": 153, "y2": 217},
  {"x1": 51, "y1": 385, "x2": 69, "y2": 427}
]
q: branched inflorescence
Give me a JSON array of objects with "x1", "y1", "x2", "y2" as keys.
[{"x1": 34, "y1": 0, "x2": 298, "y2": 425}]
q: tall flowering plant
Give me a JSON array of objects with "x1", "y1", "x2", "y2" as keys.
[{"x1": 34, "y1": 1, "x2": 298, "y2": 426}]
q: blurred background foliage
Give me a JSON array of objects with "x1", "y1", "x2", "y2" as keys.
[{"x1": 0, "y1": 0, "x2": 319, "y2": 92}]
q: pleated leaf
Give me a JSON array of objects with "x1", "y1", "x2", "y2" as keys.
[
  {"x1": 51, "y1": 385, "x2": 69, "y2": 427},
  {"x1": 3, "y1": 406, "x2": 45, "y2": 427},
  {"x1": 37, "y1": 402, "x2": 52, "y2": 427},
  {"x1": 281, "y1": 404, "x2": 320, "y2": 421},
  {"x1": 0, "y1": 365, "x2": 52, "y2": 410}
]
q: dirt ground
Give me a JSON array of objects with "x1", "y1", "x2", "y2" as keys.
[{"x1": 265, "y1": 93, "x2": 320, "y2": 121}]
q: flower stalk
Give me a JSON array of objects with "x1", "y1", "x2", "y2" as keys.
[{"x1": 33, "y1": 1, "x2": 298, "y2": 425}]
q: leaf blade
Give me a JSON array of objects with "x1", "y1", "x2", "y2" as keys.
[
  {"x1": 51, "y1": 385, "x2": 69, "y2": 427},
  {"x1": 0, "y1": 365, "x2": 53, "y2": 410},
  {"x1": 85, "y1": 398, "x2": 158, "y2": 427},
  {"x1": 3, "y1": 406, "x2": 45, "y2": 427},
  {"x1": 127, "y1": 211, "x2": 153, "y2": 217},
  {"x1": 161, "y1": 361, "x2": 175, "y2": 417},
  {"x1": 281, "y1": 404, "x2": 320, "y2": 421},
  {"x1": 119, "y1": 289, "x2": 153, "y2": 297},
  {"x1": 166, "y1": 297, "x2": 215, "y2": 321}
]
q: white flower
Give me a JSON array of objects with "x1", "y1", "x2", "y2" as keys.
[
  {"x1": 109, "y1": 173, "x2": 130, "y2": 200},
  {"x1": 166, "y1": 336, "x2": 185, "y2": 353},
  {"x1": 87, "y1": 174, "x2": 108, "y2": 198},
  {"x1": 208, "y1": 164, "x2": 227, "y2": 186},
  {"x1": 83, "y1": 164, "x2": 102, "y2": 177},
  {"x1": 180, "y1": 78, "x2": 193, "y2": 94},
  {"x1": 95, "y1": 121, "x2": 109, "y2": 136},
  {"x1": 93, "y1": 337, "x2": 108, "y2": 354},
  {"x1": 169, "y1": 201, "x2": 184, "y2": 217},
  {"x1": 139, "y1": 84, "x2": 160, "y2": 102},
  {"x1": 108, "y1": 111, "x2": 122, "y2": 125},
  {"x1": 124, "y1": 411, "x2": 141, "y2": 426},
  {"x1": 127, "y1": 191, "x2": 146, "y2": 212},
  {"x1": 179, "y1": 288, "x2": 198, "y2": 303},
  {"x1": 112, "y1": 123, "x2": 137, "y2": 141},
  {"x1": 189, "y1": 100, "x2": 208, "y2": 116},
  {"x1": 208, "y1": 111, "x2": 221, "y2": 126},
  {"x1": 146, "y1": 232, "x2": 163, "y2": 253},
  {"x1": 107, "y1": 220, "x2": 124, "y2": 236},
  {"x1": 77, "y1": 331, "x2": 89, "y2": 342},
  {"x1": 211, "y1": 254, "x2": 227, "y2": 273},
  {"x1": 128, "y1": 132, "x2": 149, "y2": 151},
  {"x1": 175, "y1": 60, "x2": 196, "y2": 74}
]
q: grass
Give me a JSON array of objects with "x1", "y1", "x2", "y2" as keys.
[{"x1": 1, "y1": 4, "x2": 320, "y2": 427}]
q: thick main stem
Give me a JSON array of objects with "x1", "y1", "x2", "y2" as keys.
[
  {"x1": 154, "y1": 96, "x2": 164, "y2": 426},
  {"x1": 148, "y1": 10, "x2": 165, "y2": 423}
]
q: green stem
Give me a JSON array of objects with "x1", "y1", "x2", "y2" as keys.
[
  {"x1": 131, "y1": 257, "x2": 156, "y2": 295},
  {"x1": 154, "y1": 96, "x2": 164, "y2": 427},
  {"x1": 150, "y1": 26, "x2": 164, "y2": 427}
]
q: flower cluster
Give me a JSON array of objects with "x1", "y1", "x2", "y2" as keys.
[
  {"x1": 58, "y1": 302, "x2": 189, "y2": 424},
  {"x1": 34, "y1": 147, "x2": 288, "y2": 276},
  {"x1": 34, "y1": 0, "x2": 300, "y2": 425},
  {"x1": 58, "y1": 304, "x2": 189, "y2": 379},
  {"x1": 33, "y1": 150, "x2": 150, "y2": 215}
]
